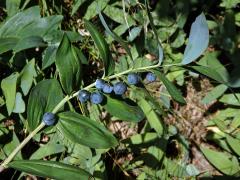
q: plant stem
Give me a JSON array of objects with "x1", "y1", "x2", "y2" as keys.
[
  {"x1": 0, "y1": 122, "x2": 45, "y2": 170},
  {"x1": 52, "y1": 63, "x2": 161, "y2": 113},
  {"x1": 0, "y1": 62, "x2": 165, "y2": 170}
]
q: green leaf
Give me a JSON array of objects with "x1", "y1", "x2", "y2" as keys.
[
  {"x1": 3, "y1": 132, "x2": 22, "y2": 160},
  {"x1": 127, "y1": 26, "x2": 142, "y2": 42},
  {"x1": 0, "y1": 6, "x2": 62, "y2": 40},
  {"x1": 42, "y1": 45, "x2": 57, "y2": 69},
  {"x1": 71, "y1": 0, "x2": 87, "y2": 16},
  {"x1": 213, "y1": 118, "x2": 228, "y2": 132},
  {"x1": 104, "y1": 96, "x2": 145, "y2": 123},
  {"x1": 200, "y1": 146, "x2": 240, "y2": 175},
  {"x1": 163, "y1": 158, "x2": 189, "y2": 177},
  {"x1": 15, "y1": 16, "x2": 63, "y2": 39},
  {"x1": 186, "y1": 164, "x2": 200, "y2": 176},
  {"x1": 133, "y1": 57, "x2": 154, "y2": 69},
  {"x1": 57, "y1": 111, "x2": 118, "y2": 149},
  {"x1": 20, "y1": 59, "x2": 37, "y2": 96},
  {"x1": 6, "y1": 0, "x2": 21, "y2": 17},
  {"x1": 153, "y1": 70, "x2": 186, "y2": 104},
  {"x1": 13, "y1": 92, "x2": 25, "y2": 113},
  {"x1": 231, "y1": 113, "x2": 240, "y2": 130},
  {"x1": 13, "y1": 36, "x2": 46, "y2": 53},
  {"x1": 1, "y1": 72, "x2": 19, "y2": 115},
  {"x1": 103, "y1": 5, "x2": 135, "y2": 25},
  {"x1": 147, "y1": 143, "x2": 165, "y2": 165},
  {"x1": 98, "y1": 11, "x2": 133, "y2": 62},
  {"x1": 9, "y1": 160, "x2": 92, "y2": 180},
  {"x1": 106, "y1": 24, "x2": 128, "y2": 43},
  {"x1": 182, "y1": 13, "x2": 209, "y2": 64},
  {"x1": 123, "y1": 133, "x2": 158, "y2": 145},
  {"x1": 171, "y1": 30, "x2": 186, "y2": 48},
  {"x1": 0, "y1": 37, "x2": 19, "y2": 54},
  {"x1": 84, "y1": 20, "x2": 114, "y2": 75},
  {"x1": 197, "y1": 51, "x2": 229, "y2": 82},
  {"x1": 27, "y1": 79, "x2": 64, "y2": 131},
  {"x1": 175, "y1": 0, "x2": 189, "y2": 28},
  {"x1": 115, "y1": 56, "x2": 129, "y2": 73},
  {"x1": 219, "y1": 94, "x2": 240, "y2": 106},
  {"x1": 30, "y1": 143, "x2": 65, "y2": 160},
  {"x1": 220, "y1": 0, "x2": 240, "y2": 8},
  {"x1": 138, "y1": 98, "x2": 164, "y2": 136},
  {"x1": 0, "y1": 6, "x2": 40, "y2": 37},
  {"x1": 226, "y1": 135, "x2": 240, "y2": 156},
  {"x1": 145, "y1": 1, "x2": 164, "y2": 64},
  {"x1": 84, "y1": 0, "x2": 109, "y2": 20},
  {"x1": 56, "y1": 34, "x2": 82, "y2": 95},
  {"x1": 74, "y1": 46, "x2": 88, "y2": 65},
  {"x1": 201, "y1": 84, "x2": 228, "y2": 104},
  {"x1": 192, "y1": 65, "x2": 227, "y2": 84}
]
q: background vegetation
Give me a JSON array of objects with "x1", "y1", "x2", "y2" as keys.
[{"x1": 0, "y1": 0, "x2": 240, "y2": 179}]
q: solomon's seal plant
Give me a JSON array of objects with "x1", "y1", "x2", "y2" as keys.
[{"x1": 0, "y1": 0, "x2": 213, "y2": 179}]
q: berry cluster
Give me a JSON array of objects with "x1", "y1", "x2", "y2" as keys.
[
  {"x1": 78, "y1": 72, "x2": 157, "y2": 105},
  {"x1": 78, "y1": 79, "x2": 127, "y2": 105},
  {"x1": 127, "y1": 72, "x2": 157, "y2": 84}
]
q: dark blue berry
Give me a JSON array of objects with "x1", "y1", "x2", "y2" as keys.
[
  {"x1": 146, "y1": 72, "x2": 156, "y2": 82},
  {"x1": 95, "y1": 79, "x2": 105, "y2": 90},
  {"x1": 127, "y1": 73, "x2": 140, "y2": 85},
  {"x1": 42, "y1": 112, "x2": 56, "y2": 126},
  {"x1": 103, "y1": 84, "x2": 113, "y2": 94},
  {"x1": 113, "y1": 82, "x2": 127, "y2": 95},
  {"x1": 78, "y1": 90, "x2": 90, "y2": 103},
  {"x1": 90, "y1": 92, "x2": 104, "y2": 104}
]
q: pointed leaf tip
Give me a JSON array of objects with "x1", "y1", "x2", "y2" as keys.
[{"x1": 182, "y1": 13, "x2": 209, "y2": 65}]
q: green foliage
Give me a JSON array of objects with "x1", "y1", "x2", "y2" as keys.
[
  {"x1": 57, "y1": 111, "x2": 118, "y2": 149},
  {"x1": 56, "y1": 34, "x2": 82, "y2": 94},
  {"x1": 104, "y1": 95, "x2": 145, "y2": 122},
  {"x1": 0, "y1": 0, "x2": 240, "y2": 179},
  {"x1": 9, "y1": 160, "x2": 92, "y2": 180},
  {"x1": 27, "y1": 79, "x2": 64, "y2": 131},
  {"x1": 84, "y1": 19, "x2": 115, "y2": 75},
  {"x1": 1, "y1": 73, "x2": 19, "y2": 115},
  {"x1": 181, "y1": 13, "x2": 209, "y2": 65},
  {"x1": 201, "y1": 146, "x2": 240, "y2": 175}
]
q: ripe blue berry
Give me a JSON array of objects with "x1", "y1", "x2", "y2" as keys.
[
  {"x1": 103, "y1": 84, "x2": 113, "y2": 94},
  {"x1": 146, "y1": 72, "x2": 156, "y2": 82},
  {"x1": 95, "y1": 79, "x2": 105, "y2": 90},
  {"x1": 127, "y1": 73, "x2": 140, "y2": 85},
  {"x1": 113, "y1": 82, "x2": 127, "y2": 95},
  {"x1": 90, "y1": 92, "x2": 104, "y2": 104},
  {"x1": 78, "y1": 90, "x2": 90, "y2": 103},
  {"x1": 42, "y1": 112, "x2": 56, "y2": 126}
]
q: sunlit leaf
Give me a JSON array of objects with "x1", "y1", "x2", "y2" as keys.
[
  {"x1": 27, "y1": 79, "x2": 64, "y2": 131},
  {"x1": 200, "y1": 146, "x2": 240, "y2": 175},
  {"x1": 57, "y1": 111, "x2": 118, "y2": 149},
  {"x1": 182, "y1": 13, "x2": 209, "y2": 64},
  {"x1": 104, "y1": 96, "x2": 145, "y2": 123},
  {"x1": 84, "y1": 20, "x2": 114, "y2": 75},
  {"x1": 9, "y1": 160, "x2": 92, "y2": 180},
  {"x1": 56, "y1": 34, "x2": 82, "y2": 94},
  {"x1": 1, "y1": 73, "x2": 19, "y2": 115}
]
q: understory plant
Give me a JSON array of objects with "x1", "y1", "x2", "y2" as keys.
[{"x1": 1, "y1": 0, "x2": 240, "y2": 179}]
